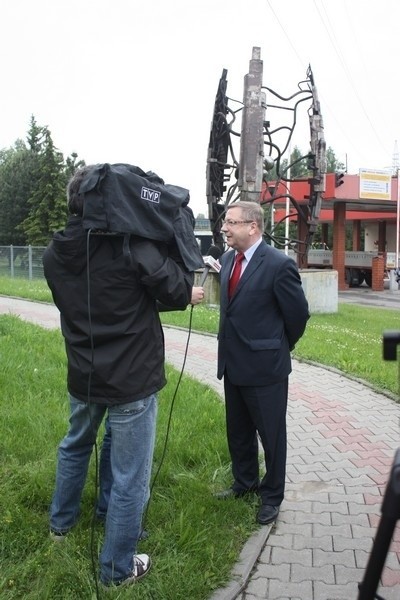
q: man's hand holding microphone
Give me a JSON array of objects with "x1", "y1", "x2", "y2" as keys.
[{"x1": 190, "y1": 245, "x2": 222, "y2": 306}]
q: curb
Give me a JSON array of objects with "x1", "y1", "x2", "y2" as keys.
[{"x1": 209, "y1": 524, "x2": 273, "y2": 600}]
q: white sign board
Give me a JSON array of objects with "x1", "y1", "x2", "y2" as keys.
[{"x1": 359, "y1": 168, "x2": 391, "y2": 200}]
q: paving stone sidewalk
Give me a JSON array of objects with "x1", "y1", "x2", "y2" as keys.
[{"x1": 1, "y1": 296, "x2": 399, "y2": 600}]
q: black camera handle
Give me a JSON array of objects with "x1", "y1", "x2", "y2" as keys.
[
  {"x1": 357, "y1": 448, "x2": 400, "y2": 599},
  {"x1": 358, "y1": 330, "x2": 400, "y2": 600}
]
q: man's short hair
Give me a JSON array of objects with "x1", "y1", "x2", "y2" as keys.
[
  {"x1": 67, "y1": 166, "x2": 94, "y2": 216},
  {"x1": 228, "y1": 200, "x2": 264, "y2": 230}
]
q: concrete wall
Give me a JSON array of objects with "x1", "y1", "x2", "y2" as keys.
[{"x1": 194, "y1": 268, "x2": 338, "y2": 314}]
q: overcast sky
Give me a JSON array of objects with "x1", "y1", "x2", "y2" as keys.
[{"x1": 1, "y1": 0, "x2": 399, "y2": 216}]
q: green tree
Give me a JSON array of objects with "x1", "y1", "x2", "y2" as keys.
[
  {"x1": 0, "y1": 116, "x2": 86, "y2": 246},
  {"x1": 289, "y1": 146, "x2": 310, "y2": 178},
  {"x1": 266, "y1": 145, "x2": 346, "y2": 181},
  {"x1": 0, "y1": 142, "x2": 40, "y2": 245},
  {"x1": 26, "y1": 114, "x2": 45, "y2": 153},
  {"x1": 267, "y1": 145, "x2": 310, "y2": 180},
  {"x1": 65, "y1": 152, "x2": 85, "y2": 176},
  {"x1": 19, "y1": 129, "x2": 68, "y2": 245},
  {"x1": 326, "y1": 146, "x2": 345, "y2": 173},
  {"x1": 0, "y1": 116, "x2": 49, "y2": 245}
]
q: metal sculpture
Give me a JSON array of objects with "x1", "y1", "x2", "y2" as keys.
[{"x1": 205, "y1": 48, "x2": 326, "y2": 261}]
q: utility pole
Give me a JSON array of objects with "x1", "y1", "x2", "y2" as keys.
[{"x1": 238, "y1": 47, "x2": 266, "y2": 203}]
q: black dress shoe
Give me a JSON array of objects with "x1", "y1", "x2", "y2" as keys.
[
  {"x1": 214, "y1": 487, "x2": 258, "y2": 500},
  {"x1": 257, "y1": 504, "x2": 279, "y2": 525}
]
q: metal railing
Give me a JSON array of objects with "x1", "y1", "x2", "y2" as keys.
[{"x1": 0, "y1": 246, "x2": 46, "y2": 279}]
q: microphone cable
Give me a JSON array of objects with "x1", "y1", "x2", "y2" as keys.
[
  {"x1": 85, "y1": 231, "x2": 194, "y2": 595},
  {"x1": 141, "y1": 302, "x2": 194, "y2": 529},
  {"x1": 85, "y1": 229, "x2": 101, "y2": 600}
]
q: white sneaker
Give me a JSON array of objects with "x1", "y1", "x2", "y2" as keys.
[
  {"x1": 118, "y1": 554, "x2": 151, "y2": 585},
  {"x1": 49, "y1": 529, "x2": 67, "y2": 542}
]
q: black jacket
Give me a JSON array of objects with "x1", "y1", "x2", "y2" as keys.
[{"x1": 43, "y1": 217, "x2": 193, "y2": 405}]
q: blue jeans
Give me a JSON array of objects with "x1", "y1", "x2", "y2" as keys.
[
  {"x1": 97, "y1": 417, "x2": 152, "y2": 527},
  {"x1": 50, "y1": 393, "x2": 157, "y2": 584}
]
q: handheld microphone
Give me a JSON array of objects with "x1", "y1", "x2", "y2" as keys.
[{"x1": 199, "y1": 246, "x2": 222, "y2": 286}]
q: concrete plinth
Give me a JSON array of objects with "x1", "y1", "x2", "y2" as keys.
[{"x1": 299, "y1": 269, "x2": 338, "y2": 314}]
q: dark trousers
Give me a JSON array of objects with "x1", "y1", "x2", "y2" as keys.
[{"x1": 223, "y1": 376, "x2": 288, "y2": 506}]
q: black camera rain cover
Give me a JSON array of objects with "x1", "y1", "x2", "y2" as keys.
[{"x1": 79, "y1": 163, "x2": 204, "y2": 271}]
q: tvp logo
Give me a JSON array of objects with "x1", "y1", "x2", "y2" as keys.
[{"x1": 141, "y1": 187, "x2": 161, "y2": 204}]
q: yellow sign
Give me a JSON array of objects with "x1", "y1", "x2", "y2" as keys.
[{"x1": 359, "y1": 168, "x2": 391, "y2": 200}]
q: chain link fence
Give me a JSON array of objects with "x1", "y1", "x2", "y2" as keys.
[{"x1": 0, "y1": 246, "x2": 46, "y2": 279}]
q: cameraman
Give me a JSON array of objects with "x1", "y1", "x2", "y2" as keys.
[{"x1": 43, "y1": 166, "x2": 197, "y2": 587}]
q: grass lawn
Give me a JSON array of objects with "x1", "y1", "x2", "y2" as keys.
[
  {"x1": 0, "y1": 276, "x2": 399, "y2": 599},
  {"x1": 0, "y1": 315, "x2": 259, "y2": 599}
]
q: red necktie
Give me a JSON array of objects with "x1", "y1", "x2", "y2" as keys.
[{"x1": 228, "y1": 252, "x2": 244, "y2": 299}]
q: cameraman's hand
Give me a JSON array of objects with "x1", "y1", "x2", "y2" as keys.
[{"x1": 191, "y1": 286, "x2": 205, "y2": 306}]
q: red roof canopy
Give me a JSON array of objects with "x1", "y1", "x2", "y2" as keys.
[{"x1": 262, "y1": 173, "x2": 398, "y2": 222}]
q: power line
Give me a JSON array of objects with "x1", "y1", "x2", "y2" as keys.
[
  {"x1": 264, "y1": 0, "x2": 392, "y2": 170},
  {"x1": 314, "y1": 0, "x2": 388, "y2": 156},
  {"x1": 265, "y1": 0, "x2": 305, "y2": 70}
]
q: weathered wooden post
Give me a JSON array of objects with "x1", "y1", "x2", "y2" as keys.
[{"x1": 238, "y1": 47, "x2": 266, "y2": 203}]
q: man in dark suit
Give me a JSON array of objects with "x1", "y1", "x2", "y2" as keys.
[{"x1": 216, "y1": 201, "x2": 309, "y2": 525}]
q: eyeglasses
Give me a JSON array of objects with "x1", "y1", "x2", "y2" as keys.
[{"x1": 222, "y1": 219, "x2": 253, "y2": 226}]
